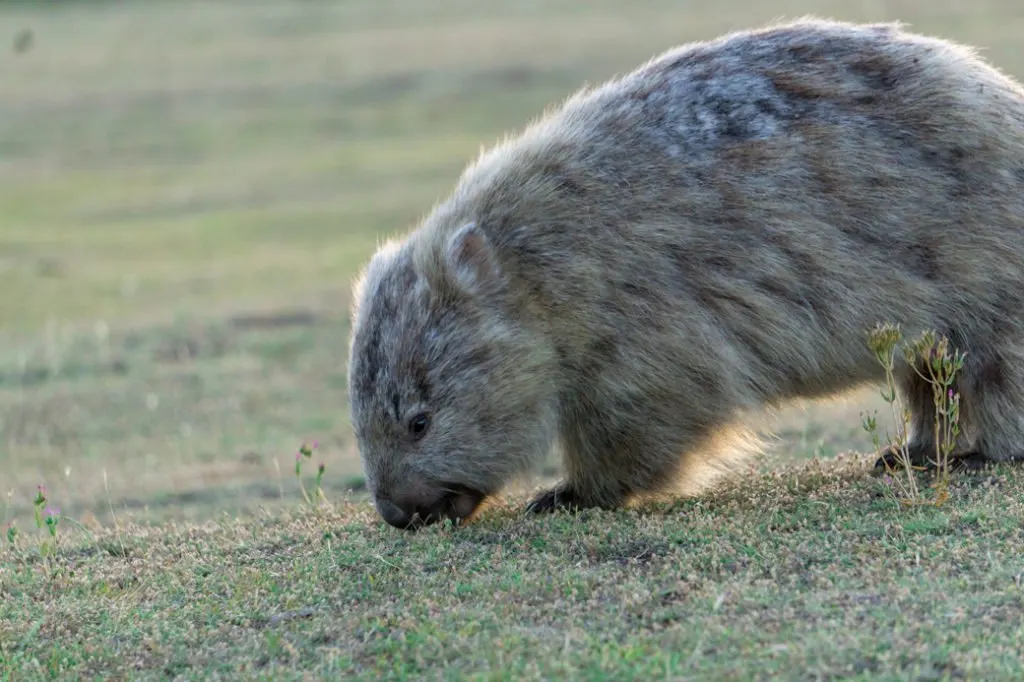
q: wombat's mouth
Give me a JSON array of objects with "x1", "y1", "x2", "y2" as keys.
[
  {"x1": 376, "y1": 484, "x2": 487, "y2": 531},
  {"x1": 438, "y1": 483, "x2": 487, "y2": 525}
]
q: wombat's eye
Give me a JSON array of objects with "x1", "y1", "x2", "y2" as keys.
[{"x1": 408, "y1": 412, "x2": 431, "y2": 439}]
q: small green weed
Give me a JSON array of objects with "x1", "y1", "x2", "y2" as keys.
[
  {"x1": 295, "y1": 440, "x2": 331, "y2": 510},
  {"x1": 863, "y1": 323, "x2": 966, "y2": 506},
  {"x1": 4, "y1": 485, "x2": 63, "y2": 571}
]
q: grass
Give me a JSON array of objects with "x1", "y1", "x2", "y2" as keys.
[
  {"x1": 4, "y1": 458, "x2": 1024, "y2": 680},
  {"x1": 3, "y1": 0, "x2": 1024, "y2": 678}
]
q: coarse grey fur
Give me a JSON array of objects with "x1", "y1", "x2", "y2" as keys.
[{"x1": 346, "y1": 17, "x2": 1024, "y2": 529}]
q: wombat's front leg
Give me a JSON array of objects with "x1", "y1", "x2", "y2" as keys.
[
  {"x1": 523, "y1": 382, "x2": 721, "y2": 515},
  {"x1": 523, "y1": 419, "x2": 633, "y2": 514},
  {"x1": 524, "y1": 407, "x2": 672, "y2": 515}
]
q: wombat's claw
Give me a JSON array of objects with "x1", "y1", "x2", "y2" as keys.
[{"x1": 525, "y1": 487, "x2": 582, "y2": 514}]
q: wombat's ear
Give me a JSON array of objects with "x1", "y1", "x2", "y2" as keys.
[{"x1": 445, "y1": 222, "x2": 500, "y2": 295}]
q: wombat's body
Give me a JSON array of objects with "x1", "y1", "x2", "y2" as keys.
[{"x1": 347, "y1": 18, "x2": 1024, "y2": 529}]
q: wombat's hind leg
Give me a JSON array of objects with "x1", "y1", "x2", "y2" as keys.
[
  {"x1": 875, "y1": 346, "x2": 1024, "y2": 472},
  {"x1": 955, "y1": 347, "x2": 1024, "y2": 469},
  {"x1": 873, "y1": 364, "x2": 942, "y2": 472}
]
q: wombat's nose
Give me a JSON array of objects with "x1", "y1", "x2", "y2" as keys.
[
  {"x1": 374, "y1": 485, "x2": 484, "y2": 530},
  {"x1": 375, "y1": 498, "x2": 415, "y2": 529}
]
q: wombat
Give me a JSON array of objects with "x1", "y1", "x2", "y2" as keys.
[{"x1": 346, "y1": 18, "x2": 1024, "y2": 530}]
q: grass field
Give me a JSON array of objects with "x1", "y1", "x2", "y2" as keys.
[{"x1": 3, "y1": 0, "x2": 1024, "y2": 678}]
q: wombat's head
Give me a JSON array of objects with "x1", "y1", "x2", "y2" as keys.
[{"x1": 347, "y1": 221, "x2": 556, "y2": 531}]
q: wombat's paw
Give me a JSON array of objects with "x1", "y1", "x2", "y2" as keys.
[
  {"x1": 872, "y1": 447, "x2": 914, "y2": 473},
  {"x1": 947, "y1": 451, "x2": 996, "y2": 471},
  {"x1": 871, "y1": 444, "x2": 931, "y2": 473},
  {"x1": 525, "y1": 486, "x2": 583, "y2": 514},
  {"x1": 873, "y1": 447, "x2": 995, "y2": 473}
]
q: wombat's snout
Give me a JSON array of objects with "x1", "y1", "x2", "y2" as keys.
[{"x1": 374, "y1": 485, "x2": 485, "y2": 531}]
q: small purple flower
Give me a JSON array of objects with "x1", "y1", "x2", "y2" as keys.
[{"x1": 44, "y1": 507, "x2": 60, "y2": 537}]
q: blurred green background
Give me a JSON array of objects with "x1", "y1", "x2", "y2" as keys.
[{"x1": 2, "y1": 0, "x2": 1021, "y2": 525}]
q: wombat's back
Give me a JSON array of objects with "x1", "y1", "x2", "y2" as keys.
[{"x1": 427, "y1": 17, "x2": 1024, "y2": 407}]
